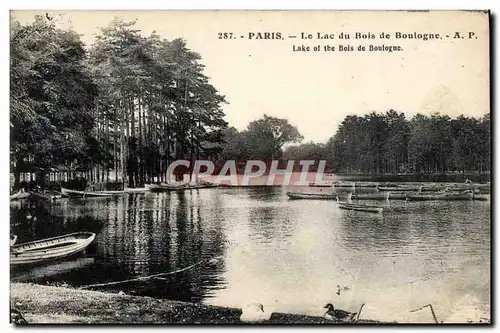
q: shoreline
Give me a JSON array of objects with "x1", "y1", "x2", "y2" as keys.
[{"x1": 10, "y1": 283, "x2": 368, "y2": 324}]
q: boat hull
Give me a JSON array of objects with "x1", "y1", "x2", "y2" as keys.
[
  {"x1": 339, "y1": 204, "x2": 383, "y2": 213},
  {"x1": 61, "y1": 188, "x2": 114, "y2": 198},
  {"x1": 124, "y1": 187, "x2": 149, "y2": 193},
  {"x1": 350, "y1": 193, "x2": 389, "y2": 201},
  {"x1": 388, "y1": 193, "x2": 408, "y2": 200},
  {"x1": 286, "y1": 192, "x2": 337, "y2": 200},
  {"x1": 472, "y1": 194, "x2": 489, "y2": 201},
  {"x1": 406, "y1": 193, "x2": 473, "y2": 201},
  {"x1": 378, "y1": 186, "x2": 418, "y2": 192},
  {"x1": 10, "y1": 232, "x2": 96, "y2": 265},
  {"x1": 333, "y1": 183, "x2": 355, "y2": 188},
  {"x1": 100, "y1": 190, "x2": 126, "y2": 196},
  {"x1": 354, "y1": 183, "x2": 379, "y2": 188},
  {"x1": 149, "y1": 184, "x2": 218, "y2": 192}
]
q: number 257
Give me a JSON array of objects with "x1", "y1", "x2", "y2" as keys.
[{"x1": 218, "y1": 33, "x2": 234, "y2": 39}]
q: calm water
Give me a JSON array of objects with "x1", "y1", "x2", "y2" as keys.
[{"x1": 10, "y1": 187, "x2": 490, "y2": 323}]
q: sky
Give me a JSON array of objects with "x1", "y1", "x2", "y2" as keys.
[{"x1": 11, "y1": 10, "x2": 490, "y2": 143}]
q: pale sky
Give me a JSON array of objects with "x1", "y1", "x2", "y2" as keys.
[{"x1": 11, "y1": 10, "x2": 490, "y2": 142}]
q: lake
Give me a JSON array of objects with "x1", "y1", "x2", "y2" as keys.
[{"x1": 10, "y1": 187, "x2": 490, "y2": 323}]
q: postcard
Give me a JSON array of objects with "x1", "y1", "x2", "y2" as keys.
[{"x1": 10, "y1": 10, "x2": 490, "y2": 324}]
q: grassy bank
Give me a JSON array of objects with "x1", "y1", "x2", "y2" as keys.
[{"x1": 10, "y1": 283, "x2": 355, "y2": 324}]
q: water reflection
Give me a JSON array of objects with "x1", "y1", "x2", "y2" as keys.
[{"x1": 9, "y1": 188, "x2": 490, "y2": 322}]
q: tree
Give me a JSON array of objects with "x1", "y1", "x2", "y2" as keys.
[
  {"x1": 327, "y1": 110, "x2": 489, "y2": 175},
  {"x1": 383, "y1": 110, "x2": 409, "y2": 173},
  {"x1": 89, "y1": 19, "x2": 227, "y2": 185},
  {"x1": 246, "y1": 115, "x2": 303, "y2": 159},
  {"x1": 10, "y1": 15, "x2": 98, "y2": 186},
  {"x1": 220, "y1": 116, "x2": 303, "y2": 162}
]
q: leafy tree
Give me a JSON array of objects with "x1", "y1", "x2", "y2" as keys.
[
  {"x1": 327, "y1": 110, "x2": 489, "y2": 175},
  {"x1": 221, "y1": 115, "x2": 303, "y2": 161},
  {"x1": 10, "y1": 15, "x2": 98, "y2": 186},
  {"x1": 89, "y1": 19, "x2": 227, "y2": 185},
  {"x1": 246, "y1": 115, "x2": 303, "y2": 159}
]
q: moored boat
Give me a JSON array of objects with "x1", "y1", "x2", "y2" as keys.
[
  {"x1": 124, "y1": 187, "x2": 149, "y2": 193},
  {"x1": 350, "y1": 192, "x2": 390, "y2": 201},
  {"x1": 100, "y1": 190, "x2": 126, "y2": 196},
  {"x1": 286, "y1": 191, "x2": 337, "y2": 200},
  {"x1": 354, "y1": 183, "x2": 379, "y2": 188},
  {"x1": 334, "y1": 182, "x2": 355, "y2": 188},
  {"x1": 10, "y1": 232, "x2": 96, "y2": 265},
  {"x1": 472, "y1": 193, "x2": 489, "y2": 201},
  {"x1": 338, "y1": 203, "x2": 384, "y2": 213},
  {"x1": 476, "y1": 184, "x2": 491, "y2": 193},
  {"x1": 10, "y1": 235, "x2": 17, "y2": 247},
  {"x1": 406, "y1": 191, "x2": 473, "y2": 201},
  {"x1": 309, "y1": 182, "x2": 334, "y2": 187},
  {"x1": 378, "y1": 186, "x2": 418, "y2": 192},
  {"x1": 148, "y1": 183, "x2": 187, "y2": 192},
  {"x1": 148, "y1": 183, "x2": 218, "y2": 192},
  {"x1": 388, "y1": 192, "x2": 408, "y2": 200},
  {"x1": 438, "y1": 184, "x2": 489, "y2": 193},
  {"x1": 61, "y1": 187, "x2": 114, "y2": 198}
]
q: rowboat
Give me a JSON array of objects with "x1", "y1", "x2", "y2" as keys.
[
  {"x1": 472, "y1": 194, "x2": 489, "y2": 201},
  {"x1": 286, "y1": 191, "x2": 337, "y2": 200},
  {"x1": 309, "y1": 182, "x2": 334, "y2": 187},
  {"x1": 338, "y1": 203, "x2": 384, "y2": 213},
  {"x1": 378, "y1": 186, "x2": 418, "y2": 192},
  {"x1": 61, "y1": 187, "x2": 114, "y2": 198},
  {"x1": 10, "y1": 190, "x2": 30, "y2": 201},
  {"x1": 477, "y1": 185, "x2": 490, "y2": 194},
  {"x1": 354, "y1": 183, "x2": 379, "y2": 188},
  {"x1": 148, "y1": 183, "x2": 218, "y2": 192},
  {"x1": 432, "y1": 184, "x2": 489, "y2": 193},
  {"x1": 334, "y1": 182, "x2": 355, "y2": 188},
  {"x1": 350, "y1": 192, "x2": 390, "y2": 201},
  {"x1": 10, "y1": 232, "x2": 96, "y2": 265},
  {"x1": 100, "y1": 190, "x2": 126, "y2": 196},
  {"x1": 124, "y1": 187, "x2": 149, "y2": 193},
  {"x1": 406, "y1": 191, "x2": 473, "y2": 201},
  {"x1": 10, "y1": 235, "x2": 17, "y2": 247},
  {"x1": 148, "y1": 183, "x2": 188, "y2": 192},
  {"x1": 388, "y1": 192, "x2": 408, "y2": 200},
  {"x1": 183, "y1": 184, "x2": 218, "y2": 190},
  {"x1": 444, "y1": 186, "x2": 484, "y2": 194}
]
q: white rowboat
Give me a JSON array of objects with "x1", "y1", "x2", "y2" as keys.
[
  {"x1": 286, "y1": 191, "x2": 337, "y2": 200},
  {"x1": 338, "y1": 203, "x2": 384, "y2": 213},
  {"x1": 61, "y1": 188, "x2": 114, "y2": 198},
  {"x1": 10, "y1": 232, "x2": 96, "y2": 265}
]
